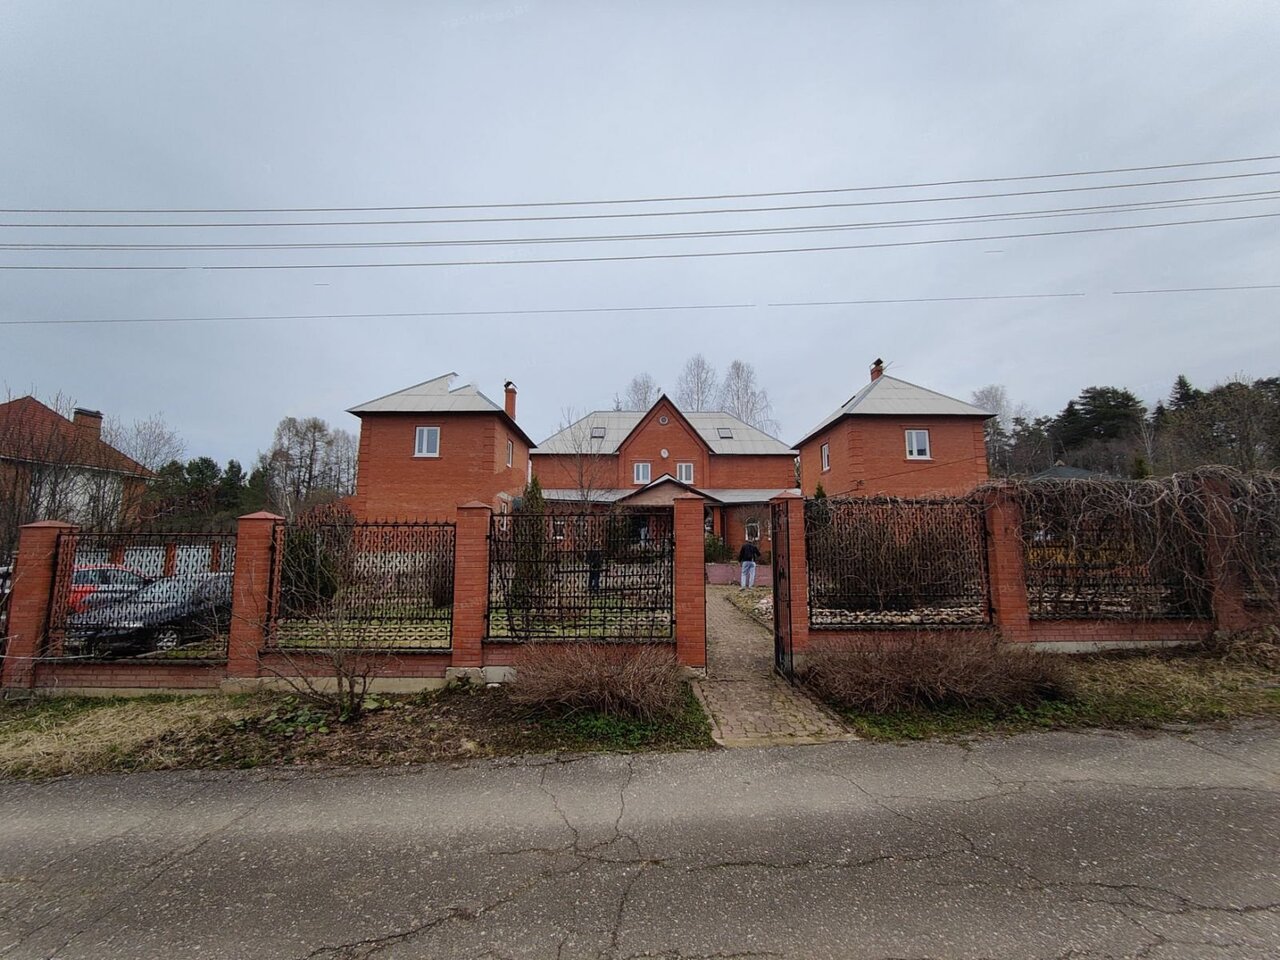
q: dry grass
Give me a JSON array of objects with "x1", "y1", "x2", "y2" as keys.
[
  {"x1": 803, "y1": 631, "x2": 1069, "y2": 714},
  {"x1": 509, "y1": 643, "x2": 686, "y2": 720},
  {"x1": 0, "y1": 695, "x2": 257, "y2": 780}
]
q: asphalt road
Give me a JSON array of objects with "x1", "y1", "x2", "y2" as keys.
[{"x1": 1, "y1": 724, "x2": 1277, "y2": 960}]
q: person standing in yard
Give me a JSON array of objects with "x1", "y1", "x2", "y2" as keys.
[
  {"x1": 586, "y1": 544, "x2": 604, "y2": 595},
  {"x1": 737, "y1": 540, "x2": 760, "y2": 590}
]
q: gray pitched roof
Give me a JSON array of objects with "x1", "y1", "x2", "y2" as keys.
[
  {"x1": 535, "y1": 408, "x2": 795, "y2": 456},
  {"x1": 796, "y1": 375, "x2": 993, "y2": 447},
  {"x1": 348, "y1": 373, "x2": 504, "y2": 415}
]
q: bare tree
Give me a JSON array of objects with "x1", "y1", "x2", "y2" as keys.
[
  {"x1": 260, "y1": 417, "x2": 357, "y2": 520},
  {"x1": 103, "y1": 413, "x2": 185, "y2": 473},
  {"x1": 623, "y1": 373, "x2": 662, "y2": 410},
  {"x1": 675, "y1": 354, "x2": 720, "y2": 411},
  {"x1": 556, "y1": 408, "x2": 615, "y2": 505},
  {"x1": 718, "y1": 360, "x2": 779, "y2": 434}
]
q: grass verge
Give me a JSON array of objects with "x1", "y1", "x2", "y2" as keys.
[
  {"x1": 825, "y1": 652, "x2": 1280, "y2": 740},
  {"x1": 725, "y1": 586, "x2": 772, "y2": 627},
  {"x1": 0, "y1": 683, "x2": 713, "y2": 780}
]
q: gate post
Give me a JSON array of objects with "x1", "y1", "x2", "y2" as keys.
[
  {"x1": 982, "y1": 486, "x2": 1032, "y2": 642},
  {"x1": 451, "y1": 502, "x2": 491, "y2": 671},
  {"x1": 225, "y1": 511, "x2": 283, "y2": 681},
  {"x1": 1, "y1": 520, "x2": 75, "y2": 691},
  {"x1": 772, "y1": 493, "x2": 809, "y2": 658},
  {"x1": 673, "y1": 493, "x2": 707, "y2": 670}
]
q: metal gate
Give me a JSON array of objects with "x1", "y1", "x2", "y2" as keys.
[{"x1": 771, "y1": 500, "x2": 794, "y2": 680}]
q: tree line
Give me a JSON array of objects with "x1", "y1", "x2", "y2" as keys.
[
  {"x1": 976, "y1": 374, "x2": 1280, "y2": 478},
  {"x1": 620, "y1": 354, "x2": 780, "y2": 435}
]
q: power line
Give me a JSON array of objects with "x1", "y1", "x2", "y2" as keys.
[
  {"x1": 4, "y1": 190, "x2": 1276, "y2": 252},
  {"x1": 3, "y1": 284, "x2": 1274, "y2": 327},
  {"x1": 1112, "y1": 283, "x2": 1280, "y2": 295},
  {"x1": 3, "y1": 170, "x2": 1279, "y2": 229},
  {"x1": 3, "y1": 153, "x2": 1277, "y2": 214},
  {"x1": 2, "y1": 211, "x2": 1275, "y2": 271}
]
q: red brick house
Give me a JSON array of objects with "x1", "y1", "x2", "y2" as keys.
[
  {"x1": 795, "y1": 360, "x2": 993, "y2": 498},
  {"x1": 348, "y1": 373, "x2": 535, "y2": 521},
  {"x1": 0, "y1": 397, "x2": 152, "y2": 557},
  {"x1": 532, "y1": 395, "x2": 798, "y2": 554}
]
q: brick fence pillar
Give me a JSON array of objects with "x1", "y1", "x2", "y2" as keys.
[
  {"x1": 983, "y1": 487, "x2": 1032, "y2": 642},
  {"x1": 452, "y1": 502, "x2": 492, "y2": 669},
  {"x1": 1, "y1": 521, "x2": 75, "y2": 691},
  {"x1": 1201, "y1": 477, "x2": 1249, "y2": 633},
  {"x1": 771, "y1": 492, "x2": 810, "y2": 657},
  {"x1": 226, "y1": 511, "x2": 283, "y2": 680},
  {"x1": 673, "y1": 494, "x2": 707, "y2": 669}
]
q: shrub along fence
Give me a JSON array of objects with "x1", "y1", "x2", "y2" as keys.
[
  {"x1": 1, "y1": 494, "x2": 709, "y2": 694},
  {"x1": 772, "y1": 469, "x2": 1279, "y2": 670}
]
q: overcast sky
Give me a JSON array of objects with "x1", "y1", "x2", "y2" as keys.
[{"x1": 1, "y1": 0, "x2": 1277, "y2": 465}]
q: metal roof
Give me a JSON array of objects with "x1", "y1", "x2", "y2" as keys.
[
  {"x1": 535, "y1": 408, "x2": 795, "y2": 456},
  {"x1": 542, "y1": 482, "x2": 797, "y2": 505},
  {"x1": 348, "y1": 373, "x2": 505, "y2": 415},
  {"x1": 796, "y1": 375, "x2": 994, "y2": 447}
]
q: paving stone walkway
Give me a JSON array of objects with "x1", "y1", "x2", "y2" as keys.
[{"x1": 694, "y1": 585, "x2": 854, "y2": 748}]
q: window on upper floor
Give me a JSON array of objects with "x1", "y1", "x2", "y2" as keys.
[
  {"x1": 717, "y1": 427, "x2": 733, "y2": 439},
  {"x1": 633, "y1": 461, "x2": 651, "y2": 484},
  {"x1": 821, "y1": 442, "x2": 830, "y2": 472},
  {"x1": 506, "y1": 438, "x2": 514, "y2": 468},
  {"x1": 590, "y1": 426, "x2": 607, "y2": 440},
  {"x1": 676, "y1": 462, "x2": 694, "y2": 484},
  {"x1": 905, "y1": 429, "x2": 931, "y2": 460},
  {"x1": 414, "y1": 426, "x2": 440, "y2": 457}
]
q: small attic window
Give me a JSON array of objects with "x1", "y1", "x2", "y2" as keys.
[
  {"x1": 590, "y1": 426, "x2": 607, "y2": 439},
  {"x1": 717, "y1": 427, "x2": 734, "y2": 439}
]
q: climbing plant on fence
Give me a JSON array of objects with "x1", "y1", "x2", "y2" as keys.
[{"x1": 804, "y1": 496, "x2": 989, "y2": 628}]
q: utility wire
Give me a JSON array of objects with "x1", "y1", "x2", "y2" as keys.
[
  {"x1": 1, "y1": 211, "x2": 1275, "y2": 270},
  {"x1": 3, "y1": 190, "x2": 1275, "y2": 252},
  {"x1": 2, "y1": 153, "x2": 1277, "y2": 213},
  {"x1": 3, "y1": 285, "x2": 1275, "y2": 328},
  {"x1": 3, "y1": 170, "x2": 1279, "y2": 229}
]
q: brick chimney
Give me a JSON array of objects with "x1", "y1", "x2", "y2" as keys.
[
  {"x1": 73, "y1": 407, "x2": 103, "y2": 440},
  {"x1": 503, "y1": 381, "x2": 517, "y2": 420},
  {"x1": 870, "y1": 358, "x2": 884, "y2": 382}
]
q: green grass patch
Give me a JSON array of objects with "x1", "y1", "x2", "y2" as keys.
[{"x1": 831, "y1": 653, "x2": 1279, "y2": 741}]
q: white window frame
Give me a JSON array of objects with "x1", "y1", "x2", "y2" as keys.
[
  {"x1": 821, "y1": 442, "x2": 830, "y2": 472},
  {"x1": 905, "y1": 429, "x2": 931, "y2": 460},
  {"x1": 633, "y1": 461, "x2": 651, "y2": 484},
  {"x1": 414, "y1": 425, "x2": 441, "y2": 458},
  {"x1": 745, "y1": 520, "x2": 761, "y2": 543},
  {"x1": 506, "y1": 438, "x2": 514, "y2": 468},
  {"x1": 676, "y1": 461, "x2": 694, "y2": 484}
]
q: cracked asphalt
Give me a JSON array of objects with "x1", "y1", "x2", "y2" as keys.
[{"x1": 1, "y1": 723, "x2": 1277, "y2": 959}]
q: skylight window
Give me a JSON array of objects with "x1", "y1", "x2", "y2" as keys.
[
  {"x1": 717, "y1": 427, "x2": 734, "y2": 439},
  {"x1": 590, "y1": 426, "x2": 607, "y2": 439}
]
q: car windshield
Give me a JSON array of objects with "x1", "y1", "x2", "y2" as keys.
[{"x1": 128, "y1": 578, "x2": 204, "y2": 604}]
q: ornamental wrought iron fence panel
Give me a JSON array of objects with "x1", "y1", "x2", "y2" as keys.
[
  {"x1": 804, "y1": 497, "x2": 990, "y2": 629},
  {"x1": 1016, "y1": 484, "x2": 1212, "y2": 620},
  {"x1": 44, "y1": 530, "x2": 236, "y2": 660},
  {"x1": 271, "y1": 520, "x2": 455, "y2": 650},
  {"x1": 487, "y1": 510, "x2": 674, "y2": 641}
]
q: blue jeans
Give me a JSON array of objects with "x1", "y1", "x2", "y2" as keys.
[{"x1": 740, "y1": 561, "x2": 756, "y2": 589}]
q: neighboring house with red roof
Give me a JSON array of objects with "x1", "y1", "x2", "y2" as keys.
[{"x1": 0, "y1": 397, "x2": 153, "y2": 557}]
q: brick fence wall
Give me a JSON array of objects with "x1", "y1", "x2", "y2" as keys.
[
  {"x1": 1, "y1": 501, "x2": 709, "y2": 696},
  {"x1": 770, "y1": 485, "x2": 1271, "y2": 663}
]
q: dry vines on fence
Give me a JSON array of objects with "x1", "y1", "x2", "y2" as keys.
[{"x1": 999, "y1": 467, "x2": 1280, "y2": 622}]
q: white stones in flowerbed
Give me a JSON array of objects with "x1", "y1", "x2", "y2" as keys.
[{"x1": 809, "y1": 605, "x2": 985, "y2": 627}]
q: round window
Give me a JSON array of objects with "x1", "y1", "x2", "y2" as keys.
[
  {"x1": 660, "y1": 448, "x2": 670, "y2": 458},
  {"x1": 658, "y1": 415, "x2": 669, "y2": 424}
]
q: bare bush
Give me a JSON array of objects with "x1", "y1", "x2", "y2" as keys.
[
  {"x1": 509, "y1": 643, "x2": 685, "y2": 720},
  {"x1": 1203, "y1": 625, "x2": 1280, "y2": 672},
  {"x1": 802, "y1": 632, "x2": 1069, "y2": 714}
]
